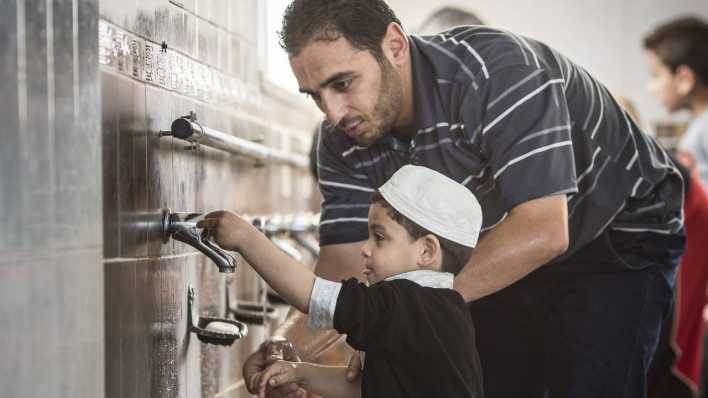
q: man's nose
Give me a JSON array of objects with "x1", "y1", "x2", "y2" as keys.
[{"x1": 322, "y1": 96, "x2": 347, "y2": 127}]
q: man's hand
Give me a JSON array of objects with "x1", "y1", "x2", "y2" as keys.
[
  {"x1": 197, "y1": 210, "x2": 254, "y2": 252},
  {"x1": 244, "y1": 338, "x2": 305, "y2": 398}
]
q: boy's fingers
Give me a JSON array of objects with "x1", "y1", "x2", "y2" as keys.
[
  {"x1": 283, "y1": 389, "x2": 304, "y2": 398},
  {"x1": 248, "y1": 373, "x2": 262, "y2": 394},
  {"x1": 275, "y1": 383, "x2": 300, "y2": 396},
  {"x1": 259, "y1": 369, "x2": 275, "y2": 390},
  {"x1": 195, "y1": 218, "x2": 218, "y2": 229},
  {"x1": 260, "y1": 364, "x2": 286, "y2": 390},
  {"x1": 268, "y1": 370, "x2": 297, "y2": 388},
  {"x1": 202, "y1": 210, "x2": 227, "y2": 219}
]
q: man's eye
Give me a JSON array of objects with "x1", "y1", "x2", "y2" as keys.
[
  {"x1": 374, "y1": 233, "x2": 384, "y2": 241},
  {"x1": 334, "y1": 79, "x2": 352, "y2": 91}
]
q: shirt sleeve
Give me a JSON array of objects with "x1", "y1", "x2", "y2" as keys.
[
  {"x1": 332, "y1": 278, "x2": 400, "y2": 353},
  {"x1": 307, "y1": 277, "x2": 342, "y2": 330},
  {"x1": 316, "y1": 122, "x2": 373, "y2": 246},
  {"x1": 462, "y1": 65, "x2": 578, "y2": 212}
]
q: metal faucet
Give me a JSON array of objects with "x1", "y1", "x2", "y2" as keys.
[
  {"x1": 248, "y1": 214, "x2": 320, "y2": 258},
  {"x1": 250, "y1": 216, "x2": 305, "y2": 261},
  {"x1": 161, "y1": 208, "x2": 237, "y2": 273}
]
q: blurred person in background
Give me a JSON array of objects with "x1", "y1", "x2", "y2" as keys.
[
  {"x1": 644, "y1": 17, "x2": 708, "y2": 397},
  {"x1": 416, "y1": 6, "x2": 484, "y2": 35},
  {"x1": 616, "y1": 94, "x2": 708, "y2": 398},
  {"x1": 645, "y1": 17, "x2": 708, "y2": 184}
]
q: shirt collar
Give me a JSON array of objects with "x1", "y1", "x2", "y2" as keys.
[
  {"x1": 408, "y1": 35, "x2": 437, "y2": 133},
  {"x1": 384, "y1": 270, "x2": 454, "y2": 289}
]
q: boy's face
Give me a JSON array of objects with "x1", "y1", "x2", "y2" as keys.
[
  {"x1": 645, "y1": 51, "x2": 688, "y2": 112},
  {"x1": 289, "y1": 36, "x2": 403, "y2": 147},
  {"x1": 360, "y1": 203, "x2": 426, "y2": 283}
]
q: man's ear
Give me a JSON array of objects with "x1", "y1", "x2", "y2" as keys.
[
  {"x1": 381, "y1": 22, "x2": 409, "y2": 67},
  {"x1": 676, "y1": 65, "x2": 697, "y2": 96},
  {"x1": 418, "y1": 234, "x2": 442, "y2": 268}
]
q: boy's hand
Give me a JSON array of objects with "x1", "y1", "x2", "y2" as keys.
[
  {"x1": 244, "y1": 338, "x2": 305, "y2": 397},
  {"x1": 259, "y1": 361, "x2": 301, "y2": 398},
  {"x1": 197, "y1": 210, "x2": 253, "y2": 251}
]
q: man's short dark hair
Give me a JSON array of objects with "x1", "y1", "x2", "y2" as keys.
[
  {"x1": 371, "y1": 192, "x2": 474, "y2": 274},
  {"x1": 279, "y1": 0, "x2": 402, "y2": 61},
  {"x1": 644, "y1": 16, "x2": 708, "y2": 84}
]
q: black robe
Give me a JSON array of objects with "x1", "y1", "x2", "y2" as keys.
[{"x1": 333, "y1": 278, "x2": 484, "y2": 398}]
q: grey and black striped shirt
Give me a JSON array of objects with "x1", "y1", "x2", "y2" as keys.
[{"x1": 317, "y1": 26, "x2": 683, "y2": 260}]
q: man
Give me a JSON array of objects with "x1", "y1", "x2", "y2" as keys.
[
  {"x1": 644, "y1": 17, "x2": 708, "y2": 184},
  {"x1": 244, "y1": 1, "x2": 686, "y2": 397}
]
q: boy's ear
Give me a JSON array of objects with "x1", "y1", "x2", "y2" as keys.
[
  {"x1": 676, "y1": 65, "x2": 697, "y2": 95},
  {"x1": 418, "y1": 234, "x2": 442, "y2": 268}
]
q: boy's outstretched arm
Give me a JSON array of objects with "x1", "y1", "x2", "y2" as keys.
[
  {"x1": 259, "y1": 361, "x2": 361, "y2": 398},
  {"x1": 197, "y1": 210, "x2": 316, "y2": 313}
]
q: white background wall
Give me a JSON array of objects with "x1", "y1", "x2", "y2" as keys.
[{"x1": 388, "y1": 0, "x2": 708, "y2": 132}]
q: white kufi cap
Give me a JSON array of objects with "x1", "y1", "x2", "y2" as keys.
[{"x1": 378, "y1": 165, "x2": 483, "y2": 247}]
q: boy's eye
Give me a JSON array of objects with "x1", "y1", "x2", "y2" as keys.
[{"x1": 374, "y1": 233, "x2": 384, "y2": 241}]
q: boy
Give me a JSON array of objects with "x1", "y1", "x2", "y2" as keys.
[
  {"x1": 198, "y1": 165, "x2": 484, "y2": 398},
  {"x1": 644, "y1": 16, "x2": 708, "y2": 183}
]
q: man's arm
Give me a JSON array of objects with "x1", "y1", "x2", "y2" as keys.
[{"x1": 454, "y1": 194, "x2": 569, "y2": 302}]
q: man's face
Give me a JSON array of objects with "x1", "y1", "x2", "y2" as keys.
[
  {"x1": 646, "y1": 51, "x2": 687, "y2": 112},
  {"x1": 290, "y1": 37, "x2": 403, "y2": 146},
  {"x1": 360, "y1": 203, "x2": 424, "y2": 284}
]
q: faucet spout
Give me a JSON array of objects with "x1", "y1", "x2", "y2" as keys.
[{"x1": 162, "y1": 208, "x2": 237, "y2": 273}]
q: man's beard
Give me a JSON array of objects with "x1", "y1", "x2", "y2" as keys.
[{"x1": 354, "y1": 58, "x2": 403, "y2": 146}]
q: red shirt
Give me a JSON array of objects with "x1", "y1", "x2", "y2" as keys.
[{"x1": 674, "y1": 171, "x2": 708, "y2": 388}]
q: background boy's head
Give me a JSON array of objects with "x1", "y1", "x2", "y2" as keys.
[
  {"x1": 361, "y1": 165, "x2": 482, "y2": 283},
  {"x1": 644, "y1": 16, "x2": 708, "y2": 113}
]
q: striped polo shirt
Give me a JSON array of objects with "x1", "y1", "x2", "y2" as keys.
[{"x1": 316, "y1": 26, "x2": 684, "y2": 260}]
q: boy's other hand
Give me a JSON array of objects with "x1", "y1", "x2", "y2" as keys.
[
  {"x1": 244, "y1": 338, "x2": 305, "y2": 397},
  {"x1": 259, "y1": 361, "x2": 301, "y2": 398},
  {"x1": 197, "y1": 210, "x2": 252, "y2": 251}
]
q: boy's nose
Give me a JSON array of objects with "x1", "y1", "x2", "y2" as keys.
[{"x1": 361, "y1": 241, "x2": 371, "y2": 257}]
